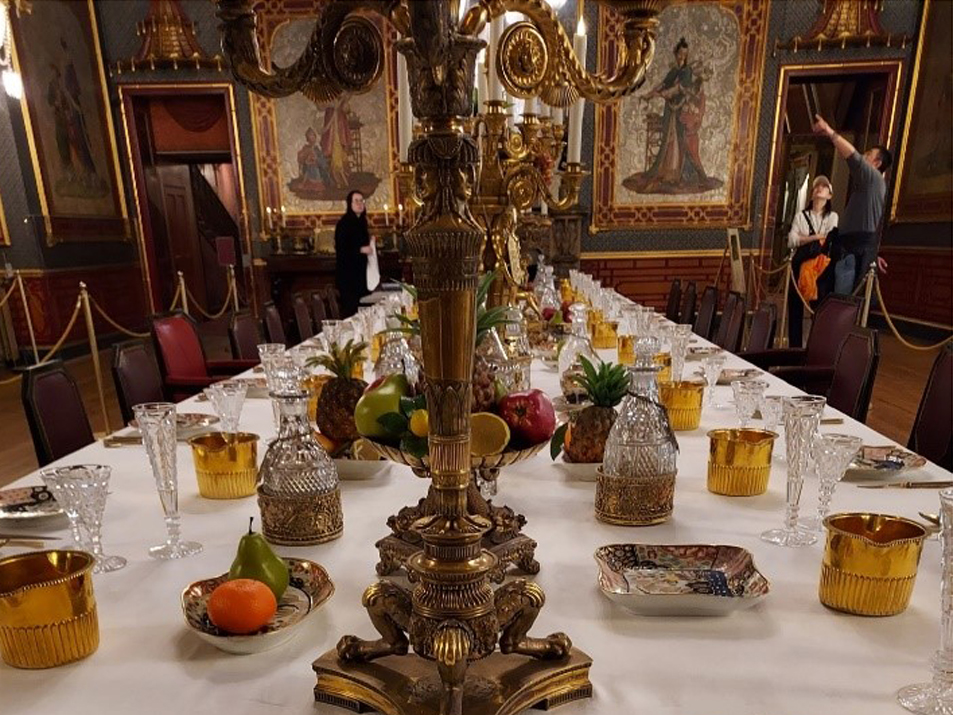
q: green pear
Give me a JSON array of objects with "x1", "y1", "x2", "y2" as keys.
[
  {"x1": 228, "y1": 517, "x2": 290, "y2": 600},
  {"x1": 355, "y1": 373, "x2": 411, "y2": 439}
]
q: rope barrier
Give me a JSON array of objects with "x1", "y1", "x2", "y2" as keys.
[
  {"x1": 0, "y1": 280, "x2": 18, "y2": 311},
  {"x1": 752, "y1": 258, "x2": 791, "y2": 276},
  {"x1": 89, "y1": 295, "x2": 150, "y2": 338},
  {"x1": 168, "y1": 282, "x2": 182, "y2": 312},
  {"x1": 873, "y1": 277, "x2": 953, "y2": 351},
  {"x1": 36, "y1": 297, "x2": 83, "y2": 366},
  {"x1": 185, "y1": 277, "x2": 235, "y2": 321},
  {"x1": 787, "y1": 266, "x2": 816, "y2": 316}
]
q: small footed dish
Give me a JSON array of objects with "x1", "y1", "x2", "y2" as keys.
[
  {"x1": 594, "y1": 543, "x2": 769, "y2": 616},
  {"x1": 181, "y1": 558, "x2": 333, "y2": 654}
]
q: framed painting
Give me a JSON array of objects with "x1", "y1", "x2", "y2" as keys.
[
  {"x1": 890, "y1": 0, "x2": 952, "y2": 223},
  {"x1": 249, "y1": 0, "x2": 398, "y2": 237},
  {"x1": 9, "y1": 0, "x2": 128, "y2": 245},
  {"x1": 591, "y1": 0, "x2": 769, "y2": 231}
]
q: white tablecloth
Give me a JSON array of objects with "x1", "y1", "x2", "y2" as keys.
[{"x1": 1, "y1": 339, "x2": 950, "y2": 715}]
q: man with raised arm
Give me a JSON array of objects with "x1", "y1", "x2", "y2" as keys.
[{"x1": 812, "y1": 113, "x2": 892, "y2": 294}]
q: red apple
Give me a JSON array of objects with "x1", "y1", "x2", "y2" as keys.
[
  {"x1": 498, "y1": 389, "x2": 556, "y2": 447},
  {"x1": 542, "y1": 307, "x2": 557, "y2": 321}
]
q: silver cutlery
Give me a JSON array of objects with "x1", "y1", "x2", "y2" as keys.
[{"x1": 856, "y1": 480, "x2": 953, "y2": 490}]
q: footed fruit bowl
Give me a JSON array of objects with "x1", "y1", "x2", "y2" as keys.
[
  {"x1": 595, "y1": 543, "x2": 770, "y2": 617},
  {"x1": 365, "y1": 439, "x2": 546, "y2": 477},
  {"x1": 181, "y1": 558, "x2": 333, "y2": 654}
]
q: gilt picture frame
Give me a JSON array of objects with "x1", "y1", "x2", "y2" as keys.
[
  {"x1": 8, "y1": 0, "x2": 128, "y2": 245},
  {"x1": 591, "y1": 0, "x2": 769, "y2": 232},
  {"x1": 249, "y1": 0, "x2": 399, "y2": 238},
  {"x1": 890, "y1": 0, "x2": 952, "y2": 224}
]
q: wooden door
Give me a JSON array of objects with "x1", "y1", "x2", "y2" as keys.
[{"x1": 157, "y1": 165, "x2": 207, "y2": 309}]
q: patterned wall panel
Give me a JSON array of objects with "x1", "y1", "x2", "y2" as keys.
[{"x1": 876, "y1": 247, "x2": 953, "y2": 327}]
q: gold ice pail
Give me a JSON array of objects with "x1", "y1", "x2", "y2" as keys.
[
  {"x1": 189, "y1": 432, "x2": 259, "y2": 499},
  {"x1": 659, "y1": 381, "x2": 705, "y2": 431},
  {"x1": 706, "y1": 429, "x2": 777, "y2": 496}
]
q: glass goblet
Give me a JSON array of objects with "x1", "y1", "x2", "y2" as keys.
[
  {"x1": 133, "y1": 402, "x2": 203, "y2": 560},
  {"x1": 802, "y1": 433, "x2": 862, "y2": 532},
  {"x1": 701, "y1": 353, "x2": 727, "y2": 408},
  {"x1": 732, "y1": 380, "x2": 769, "y2": 428},
  {"x1": 761, "y1": 395, "x2": 826, "y2": 547},
  {"x1": 40, "y1": 466, "x2": 88, "y2": 551},
  {"x1": 59, "y1": 465, "x2": 126, "y2": 573},
  {"x1": 204, "y1": 380, "x2": 247, "y2": 434}
]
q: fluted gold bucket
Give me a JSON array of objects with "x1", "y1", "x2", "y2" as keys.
[
  {"x1": 189, "y1": 432, "x2": 259, "y2": 499},
  {"x1": 0, "y1": 550, "x2": 98, "y2": 668},
  {"x1": 659, "y1": 380, "x2": 705, "y2": 430},
  {"x1": 706, "y1": 429, "x2": 777, "y2": 496},
  {"x1": 820, "y1": 513, "x2": 928, "y2": 616},
  {"x1": 592, "y1": 320, "x2": 618, "y2": 349},
  {"x1": 653, "y1": 353, "x2": 671, "y2": 383}
]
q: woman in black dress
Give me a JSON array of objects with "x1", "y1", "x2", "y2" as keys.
[{"x1": 334, "y1": 190, "x2": 373, "y2": 318}]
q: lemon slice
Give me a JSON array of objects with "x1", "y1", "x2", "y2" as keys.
[
  {"x1": 351, "y1": 438, "x2": 381, "y2": 461},
  {"x1": 470, "y1": 412, "x2": 510, "y2": 457}
]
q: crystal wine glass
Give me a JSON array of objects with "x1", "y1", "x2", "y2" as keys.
[
  {"x1": 204, "y1": 380, "x2": 247, "y2": 433},
  {"x1": 898, "y1": 487, "x2": 953, "y2": 714},
  {"x1": 801, "y1": 433, "x2": 862, "y2": 532},
  {"x1": 732, "y1": 380, "x2": 769, "y2": 428},
  {"x1": 39, "y1": 466, "x2": 88, "y2": 551},
  {"x1": 761, "y1": 395, "x2": 826, "y2": 547},
  {"x1": 133, "y1": 402, "x2": 203, "y2": 560},
  {"x1": 701, "y1": 353, "x2": 727, "y2": 408},
  {"x1": 58, "y1": 465, "x2": 126, "y2": 573},
  {"x1": 760, "y1": 394, "x2": 785, "y2": 433}
]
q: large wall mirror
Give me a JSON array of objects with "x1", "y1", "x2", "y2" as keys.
[{"x1": 761, "y1": 61, "x2": 904, "y2": 266}]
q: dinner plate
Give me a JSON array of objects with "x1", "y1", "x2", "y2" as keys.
[
  {"x1": 694, "y1": 367, "x2": 761, "y2": 386},
  {"x1": 0, "y1": 486, "x2": 64, "y2": 522},
  {"x1": 181, "y1": 558, "x2": 334, "y2": 655},
  {"x1": 685, "y1": 346, "x2": 723, "y2": 361},
  {"x1": 334, "y1": 459, "x2": 389, "y2": 480},
  {"x1": 844, "y1": 445, "x2": 927, "y2": 479}
]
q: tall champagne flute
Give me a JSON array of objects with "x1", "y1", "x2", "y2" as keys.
[
  {"x1": 133, "y1": 402, "x2": 203, "y2": 560},
  {"x1": 761, "y1": 395, "x2": 826, "y2": 547}
]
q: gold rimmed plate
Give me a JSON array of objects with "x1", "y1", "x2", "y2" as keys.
[
  {"x1": 844, "y1": 445, "x2": 928, "y2": 480},
  {"x1": 181, "y1": 558, "x2": 333, "y2": 654},
  {"x1": 0, "y1": 486, "x2": 64, "y2": 522},
  {"x1": 686, "y1": 346, "x2": 723, "y2": 361}
]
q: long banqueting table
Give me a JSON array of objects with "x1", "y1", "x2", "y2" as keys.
[{"x1": 2, "y1": 332, "x2": 952, "y2": 715}]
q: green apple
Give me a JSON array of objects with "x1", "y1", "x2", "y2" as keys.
[{"x1": 355, "y1": 374, "x2": 411, "y2": 439}]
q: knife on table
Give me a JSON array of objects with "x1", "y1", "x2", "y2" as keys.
[{"x1": 856, "y1": 481, "x2": 953, "y2": 489}]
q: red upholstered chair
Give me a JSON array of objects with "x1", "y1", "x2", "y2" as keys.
[
  {"x1": 229, "y1": 311, "x2": 263, "y2": 361},
  {"x1": 745, "y1": 303, "x2": 777, "y2": 353},
  {"x1": 678, "y1": 280, "x2": 696, "y2": 326},
  {"x1": 310, "y1": 292, "x2": 328, "y2": 328},
  {"x1": 908, "y1": 344, "x2": 953, "y2": 471},
  {"x1": 693, "y1": 285, "x2": 718, "y2": 340},
  {"x1": 826, "y1": 327, "x2": 880, "y2": 422},
  {"x1": 743, "y1": 295, "x2": 862, "y2": 396},
  {"x1": 150, "y1": 312, "x2": 257, "y2": 400},
  {"x1": 111, "y1": 340, "x2": 165, "y2": 425},
  {"x1": 664, "y1": 279, "x2": 681, "y2": 322},
  {"x1": 21, "y1": 360, "x2": 95, "y2": 467},
  {"x1": 263, "y1": 301, "x2": 287, "y2": 346},
  {"x1": 713, "y1": 292, "x2": 745, "y2": 353},
  {"x1": 293, "y1": 294, "x2": 314, "y2": 341},
  {"x1": 324, "y1": 287, "x2": 341, "y2": 319}
]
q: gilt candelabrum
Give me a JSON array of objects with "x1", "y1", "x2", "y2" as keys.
[{"x1": 217, "y1": 2, "x2": 664, "y2": 713}]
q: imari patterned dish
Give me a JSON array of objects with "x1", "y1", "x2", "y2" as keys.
[
  {"x1": 846, "y1": 445, "x2": 928, "y2": 478},
  {"x1": 0, "y1": 486, "x2": 63, "y2": 522},
  {"x1": 594, "y1": 543, "x2": 770, "y2": 616},
  {"x1": 181, "y1": 558, "x2": 333, "y2": 654}
]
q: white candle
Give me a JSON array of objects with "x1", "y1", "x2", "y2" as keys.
[
  {"x1": 384, "y1": 203, "x2": 390, "y2": 226},
  {"x1": 552, "y1": 106, "x2": 564, "y2": 126},
  {"x1": 398, "y1": 203, "x2": 404, "y2": 227},
  {"x1": 524, "y1": 95, "x2": 538, "y2": 118},
  {"x1": 397, "y1": 53, "x2": 413, "y2": 162},
  {"x1": 505, "y1": 92, "x2": 516, "y2": 130},
  {"x1": 265, "y1": 206, "x2": 273, "y2": 231},
  {"x1": 281, "y1": 204, "x2": 287, "y2": 227},
  {"x1": 476, "y1": 58, "x2": 488, "y2": 112},
  {"x1": 567, "y1": 18, "x2": 587, "y2": 164},
  {"x1": 539, "y1": 102, "x2": 551, "y2": 120},
  {"x1": 488, "y1": 16, "x2": 504, "y2": 101}
]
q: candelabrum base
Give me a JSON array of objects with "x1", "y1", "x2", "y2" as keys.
[
  {"x1": 760, "y1": 527, "x2": 818, "y2": 547},
  {"x1": 313, "y1": 648, "x2": 592, "y2": 715},
  {"x1": 898, "y1": 683, "x2": 953, "y2": 714},
  {"x1": 148, "y1": 540, "x2": 203, "y2": 560}
]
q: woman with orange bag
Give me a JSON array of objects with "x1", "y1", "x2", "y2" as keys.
[{"x1": 787, "y1": 176, "x2": 838, "y2": 348}]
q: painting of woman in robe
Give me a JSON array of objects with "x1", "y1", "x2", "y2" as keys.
[{"x1": 623, "y1": 38, "x2": 723, "y2": 195}]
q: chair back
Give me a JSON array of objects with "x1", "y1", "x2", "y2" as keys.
[
  {"x1": 804, "y1": 295, "x2": 862, "y2": 367},
  {"x1": 229, "y1": 311, "x2": 263, "y2": 361},
  {"x1": 746, "y1": 303, "x2": 777, "y2": 352},
  {"x1": 263, "y1": 301, "x2": 287, "y2": 346},
  {"x1": 678, "y1": 281, "x2": 697, "y2": 326},
  {"x1": 908, "y1": 343, "x2": 953, "y2": 471},
  {"x1": 324, "y1": 287, "x2": 341, "y2": 319},
  {"x1": 293, "y1": 294, "x2": 314, "y2": 341},
  {"x1": 712, "y1": 292, "x2": 739, "y2": 348},
  {"x1": 151, "y1": 312, "x2": 210, "y2": 382},
  {"x1": 827, "y1": 327, "x2": 880, "y2": 422},
  {"x1": 714, "y1": 292, "x2": 745, "y2": 352},
  {"x1": 21, "y1": 360, "x2": 94, "y2": 467},
  {"x1": 111, "y1": 340, "x2": 165, "y2": 425},
  {"x1": 664, "y1": 279, "x2": 681, "y2": 322},
  {"x1": 310, "y1": 292, "x2": 328, "y2": 327},
  {"x1": 694, "y1": 285, "x2": 718, "y2": 339}
]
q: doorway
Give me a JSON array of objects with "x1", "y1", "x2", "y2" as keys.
[
  {"x1": 119, "y1": 84, "x2": 252, "y2": 314},
  {"x1": 760, "y1": 61, "x2": 904, "y2": 265}
]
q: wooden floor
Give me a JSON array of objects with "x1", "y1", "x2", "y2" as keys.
[{"x1": 0, "y1": 334, "x2": 942, "y2": 488}]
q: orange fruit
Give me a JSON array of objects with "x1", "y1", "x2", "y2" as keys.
[
  {"x1": 206, "y1": 579, "x2": 277, "y2": 635},
  {"x1": 314, "y1": 432, "x2": 339, "y2": 454}
]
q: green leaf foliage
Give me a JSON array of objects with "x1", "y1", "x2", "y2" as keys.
[
  {"x1": 401, "y1": 434, "x2": 429, "y2": 459},
  {"x1": 571, "y1": 355, "x2": 629, "y2": 408},
  {"x1": 377, "y1": 411, "x2": 409, "y2": 435},
  {"x1": 550, "y1": 422, "x2": 569, "y2": 460}
]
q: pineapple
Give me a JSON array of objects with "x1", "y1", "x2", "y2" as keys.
[
  {"x1": 310, "y1": 339, "x2": 368, "y2": 443},
  {"x1": 563, "y1": 356, "x2": 628, "y2": 463}
]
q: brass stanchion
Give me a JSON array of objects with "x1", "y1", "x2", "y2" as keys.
[
  {"x1": 860, "y1": 263, "x2": 877, "y2": 328},
  {"x1": 228, "y1": 264, "x2": 239, "y2": 313},
  {"x1": 777, "y1": 256, "x2": 793, "y2": 347},
  {"x1": 15, "y1": 270, "x2": 39, "y2": 364},
  {"x1": 177, "y1": 271, "x2": 190, "y2": 316},
  {"x1": 79, "y1": 282, "x2": 111, "y2": 434}
]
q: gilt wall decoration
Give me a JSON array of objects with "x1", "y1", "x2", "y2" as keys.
[
  {"x1": 890, "y1": 0, "x2": 952, "y2": 224},
  {"x1": 592, "y1": 0, "x2": 768, "y2": 231},
  {"x1": 249, "y1": 0, "x2": 398, "y2": 235},
  {"x1": 9, "y1": 0, "x2": 128, "y2": 245}
]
